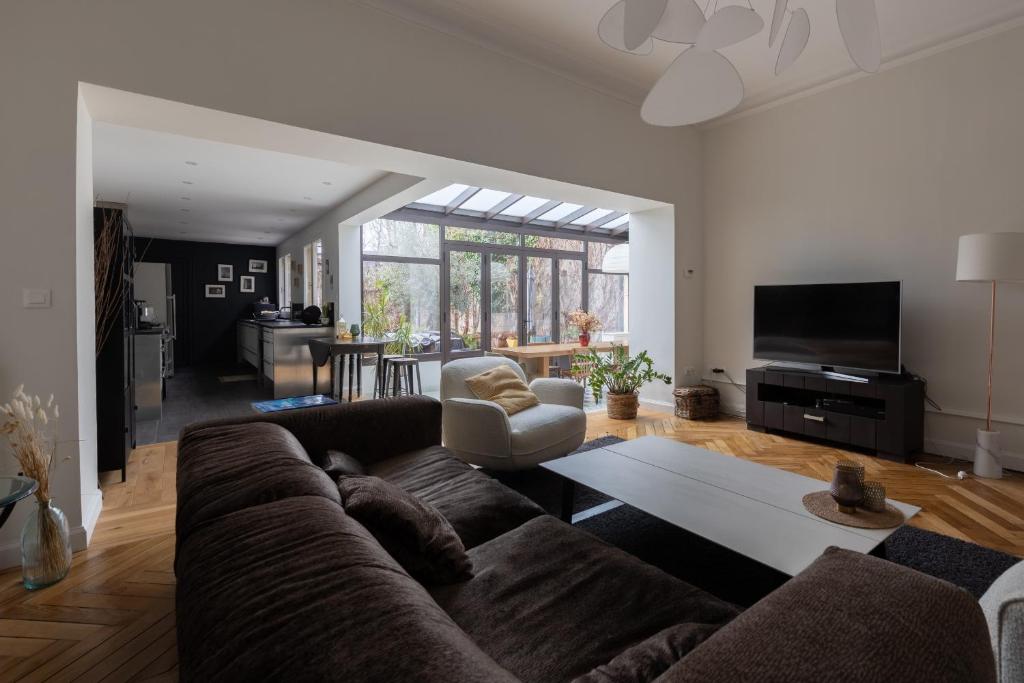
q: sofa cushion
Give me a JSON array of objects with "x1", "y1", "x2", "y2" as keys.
[
  {"x1": 338, "y1": 475, "x2": 473, "y2": 585},
  {"x1": 412, "y1": 471, "x2": 546, "y2": 549},
  {"x1": 368, "y1": 447, "x2": 545, "y2": 549},
  {"x1": 465, "y1": 364, "x2": 540, "y2": 415},
  {"x1": 176, "y1": 422, "x2": 339, "y2": 555},
  {"x1": 176, "y1": 496, "x2": 516, "y2": 683},
  {"x1": 322, "y1": 449, "x2": 365, "y2": 481},
  {"x1": 367, "y1": 445, "x2": 475, "y2": 493},
  {"x1": 430, "y1": 515, "x2": 739, "y2": 683},
  {"x1": 508, "y1": 403, "x2": 587, "y2": 456},
  {"x1": 574, "y1": 623, "x2": 723, "y2": 683},
  {"x1": 658, "y1": 547, "x2": 996, "y2": 683},
  {"x1": 980, "y1": 560, "x2": 1024, "y2": 683}
]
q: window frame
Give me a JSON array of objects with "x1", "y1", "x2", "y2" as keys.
[{"x1": 360, "y1": 215, "x2": 627, "y2": 362}]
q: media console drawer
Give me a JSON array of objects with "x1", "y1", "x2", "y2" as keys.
[{"x1": 745, "y1": 367, "x2": 923, "y2": 462}]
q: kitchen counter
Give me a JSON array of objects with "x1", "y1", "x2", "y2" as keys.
[
  {"x1": 237, "y1": 320, "x2": 331, "y2": 398},
  {"x1": 246, "y1": 319, "x2": 331, "y2": 329}
]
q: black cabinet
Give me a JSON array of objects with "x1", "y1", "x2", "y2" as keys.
[
  {"x1": 95, "y1": 208, "x2": 135, "y2": 481},
  {"x1": 746, "y1": 367, "x2": 924, "y2": 462}
]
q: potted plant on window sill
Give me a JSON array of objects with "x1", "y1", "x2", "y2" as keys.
[{"x1": 573, "y1": 345, "x2": 671, "y2": 419}]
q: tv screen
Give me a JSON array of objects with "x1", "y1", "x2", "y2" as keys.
[{"x1": 753, "y1": 282, "x2": 901, "y2": 373}]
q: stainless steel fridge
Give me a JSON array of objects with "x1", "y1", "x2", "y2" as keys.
[{"x1": 133, "y1": 262, "x2": 176, "y2": 378}]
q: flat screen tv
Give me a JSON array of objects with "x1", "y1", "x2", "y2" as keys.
[{"x1": 753, "y1": 281, "x2": 901, "y2": 374}]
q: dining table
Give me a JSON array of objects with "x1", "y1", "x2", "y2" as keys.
[
  {"x1": 493, "y1": 340, "x2": 628, "y2": 378},
  {"x1": 308, "y1": 336, "x2": 389, "y2": 402}
]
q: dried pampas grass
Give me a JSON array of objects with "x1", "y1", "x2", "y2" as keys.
[{"x1": 1, "y1": 385, "x2": 71, "y2": 582}]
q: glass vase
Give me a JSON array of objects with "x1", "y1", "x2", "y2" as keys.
[{"x1": 21, "y1": 499, "x2": 72, "y2": 590}]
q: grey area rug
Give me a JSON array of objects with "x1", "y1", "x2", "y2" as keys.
[{"x1": 492, "y1": 436, "x2": 1020, "y2": 607}]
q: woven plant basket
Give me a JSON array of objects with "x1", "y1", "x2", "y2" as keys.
[
  {"x1": 607, "y1": 392, "x2": 639, "y2": 420},
  {"x1": 673, "y1": 385, "x2": 719, "y2": 420}
]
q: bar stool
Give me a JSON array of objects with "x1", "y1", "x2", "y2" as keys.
[
  {"x1": 384, "y1": 357, "x2": 422, "y2": 397},
  {"x1": 373, "y1": 355, "x2": 403, "y2": 398}
]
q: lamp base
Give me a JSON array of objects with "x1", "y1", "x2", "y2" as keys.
[{"x1": 973, "y1": 429, "x2": 1003, "y2": 479}]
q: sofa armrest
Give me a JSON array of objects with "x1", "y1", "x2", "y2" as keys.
[
  {"x1": 442, "y1": 398, "x2": 512, "y2": 460},
  {"x1": 529, "y1": 378, "x2": 584, "y2": 409},
  {"x1": 656, "y1": 547, "x2": 996, "y2": 683},
  {"x1": 180, "y1": 395, "x2": 442, "y2": 467}
]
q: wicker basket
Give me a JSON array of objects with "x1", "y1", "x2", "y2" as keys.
[
  {"x1": 673, "y1": 385, "x2": 719, "y2": 420},
  {"x1": 606, "y1": 392, "x2": 639, "y2": 420}
]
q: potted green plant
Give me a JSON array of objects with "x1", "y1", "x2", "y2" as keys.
[{"x1": 573, "y1": 345, "x2": 671, "y2": 419}]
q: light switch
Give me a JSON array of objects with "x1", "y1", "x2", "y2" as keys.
[{"x1": 22, "y1": 289, "x2": 51, "y2": 308}]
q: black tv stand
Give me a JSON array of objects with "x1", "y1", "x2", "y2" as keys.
[{"x1": 746, "y1": 366, "x2": 923, "y2": 463}]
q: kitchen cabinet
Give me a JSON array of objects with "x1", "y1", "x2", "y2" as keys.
[{"x1": 237, "y1": 320, "x2": 332, "y2": 398}]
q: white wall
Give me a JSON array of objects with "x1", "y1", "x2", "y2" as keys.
[
  {"x1": 631, "y1": 207, "x2": 679, "y2": 404},
  {"x1": 0, "y1": 0, "x2": 700, "y2": 565},
  {"x1": 702, "y1": 25, "x2": 1024, "y2": 467}
]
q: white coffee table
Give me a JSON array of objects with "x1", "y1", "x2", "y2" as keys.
[{"x1": 541, "y1": 435, "x2": 920, "y2": 577}]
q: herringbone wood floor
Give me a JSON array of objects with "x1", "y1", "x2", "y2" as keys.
[{"x1": 0, "y1": 409, "x2": 1021, "y2": 680}]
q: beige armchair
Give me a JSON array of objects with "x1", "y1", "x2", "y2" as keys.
[{"x1": 441, "y1": 356, "x2": 586, "y2": 470}]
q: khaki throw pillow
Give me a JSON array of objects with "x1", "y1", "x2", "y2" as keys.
[{"x1": 464, "y1": 364, "x2": 540, "y2": 416}]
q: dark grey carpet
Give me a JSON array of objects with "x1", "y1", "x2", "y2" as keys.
[{"x1": 496, "y1": 436, "x2": 1021, "y2": 607}]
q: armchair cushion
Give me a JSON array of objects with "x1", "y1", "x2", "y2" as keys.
[
  {"x1": 980, "y1": 560, "x2": 1024, "y2": 683},
  {"x1": 509, "y1": 404, "x2": 587, "y2": 457},
  {"x1": 465, "y1": 364, "x2": 540, "y2": 416}
]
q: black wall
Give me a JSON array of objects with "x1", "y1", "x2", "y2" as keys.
[{"x1": 137, "y1": 238, "x2": 277, "y2": 367}]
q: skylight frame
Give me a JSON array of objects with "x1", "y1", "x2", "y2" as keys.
[{"x1": 406, "y1": 183, "x2": 629, "y2": 236}]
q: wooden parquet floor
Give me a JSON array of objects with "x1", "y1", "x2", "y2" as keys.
[{"x1": 0, "y1": 409, "x2": 1021, "y2": 680}]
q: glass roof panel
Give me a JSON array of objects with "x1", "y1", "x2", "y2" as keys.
[
  {"x1": 602, "y1": 214, "x2": 630, "y2": 229},
  {"x1": 536, "y1": 203, "x2": 583, "y2": 222},
  {"x1": 416, "y1": 183, "x2": 469, "y2": 207},
  {"x1": 570, "y1": 208, "x2": 614, "y2": 226},
  {"x1": 499, "y1": 196, "x2": 550, "y2": 218},
  {"x1": 458, "y1": 188, "x2": 511, "y2": 212}
]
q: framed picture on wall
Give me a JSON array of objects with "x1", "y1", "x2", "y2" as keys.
[
  {"x1": 249, "y1": 259, "x2": 268, "y2": 273},
  {"x1": 205, "y1": 284, "x2": 226, "y2": 298},
  {"x1": 240, "y1": 276, "x2": 255, "y2": 293},
  {"x1": 218, "y1": 264, "x2": 233, "y2": 281}
]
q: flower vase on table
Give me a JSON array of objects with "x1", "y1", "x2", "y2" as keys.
[{"x1": 579, "y1": 333, "x2": 590, "y2": 347}]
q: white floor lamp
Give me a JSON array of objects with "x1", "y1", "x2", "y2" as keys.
[{"x1": 955, "y1": 232, "x2": 1024, "y2": 479}]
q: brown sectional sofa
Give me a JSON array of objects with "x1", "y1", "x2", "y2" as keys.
[{"x1": 175, "y1": 396, "x2": 995, "y2": 682}]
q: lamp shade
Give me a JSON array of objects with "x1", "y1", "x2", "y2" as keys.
[
  {"x1": 956, "y1": 232, "x2": 1024, "y2": 282},
  {"x1": 601, "y1": 244, "x2": 629, "y2": 273}
]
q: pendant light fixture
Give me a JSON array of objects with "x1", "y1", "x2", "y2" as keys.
[{"x1": 599, "y1": 0, "x2": 883, "y2": 126}]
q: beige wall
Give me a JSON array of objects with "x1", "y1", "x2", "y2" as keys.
[
  {"x1": 702, "y1": 25, "x2": 1024, "y2": 467},
  {"x1": 0, "y1": 0, "x2": 701, "y2": 564}
]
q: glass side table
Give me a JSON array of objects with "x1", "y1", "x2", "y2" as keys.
[{"x1": 0, "y1": 476, "x2": 38, "y2": 530}]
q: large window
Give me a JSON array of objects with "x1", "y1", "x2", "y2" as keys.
[
  {"x1": 587, "y1": 242, "x2": 628, "y2": 334},
  {"x1": 361, "y1": 216, "x2": 627, "y2": 358},
  {"x1": 363, "y1": 219, "x2": 439, "y2": 258},
  {"x1": 278, "y1": 254, "x2": 292, "y2": 307},
  {"x1": 362, "y1": 260, "x2": 441, "y2": 353}
]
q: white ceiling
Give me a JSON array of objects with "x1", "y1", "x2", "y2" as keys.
[
  {"x1": 361, "y1": 0, "x2": 1024, "y2": 115},
  {"x1": 92, "y1": 123, "x2": 387, "y2": 245}
]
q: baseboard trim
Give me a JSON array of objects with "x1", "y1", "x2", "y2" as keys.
[
  {"x1": 639, "y1": 398, "x2": 674, "y2": 413},
  {"x1": 78, "y1": 489, "x2": 104, "y2": 547},
  {"x1": 923, "y1": 437, "x2": 1024, "y2": 473}
]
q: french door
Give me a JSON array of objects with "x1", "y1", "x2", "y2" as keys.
[{"x1": 442, "y1": 246, "x2": 584, "y2": 361}]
